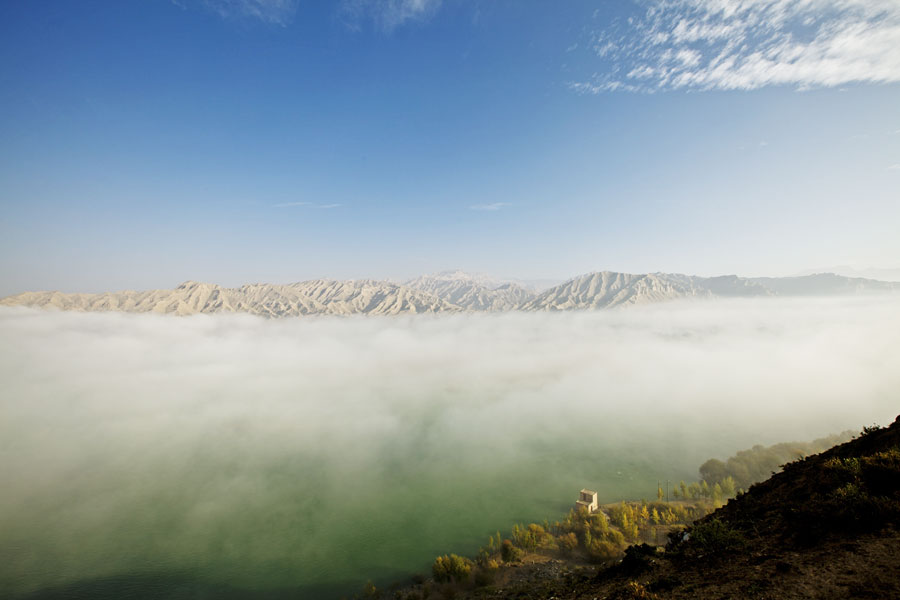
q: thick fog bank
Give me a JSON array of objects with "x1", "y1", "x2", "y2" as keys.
[{"x1": 1, "y1": 297, "x2": 898, "y2": 597}]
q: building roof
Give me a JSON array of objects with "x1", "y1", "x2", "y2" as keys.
[{"x1": 580, "y1": 489, "x2": 598, "y2": 496}]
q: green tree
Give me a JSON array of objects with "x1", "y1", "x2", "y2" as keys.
[
  {"x1": 591, "y1": 511, "x2": 609, "y2": 536},
  {"x1": 699, "y1": 458, "x2": 728, "y2": 485},
  {"x1": 526, "y1": 523, "x2": 546, "y2": 551},
  {"x1": 690, "y1": 518, "x2": 746, "y2": 554},
  {"x1": 586, "y1": 539, "x2": 620, "y2": 563},
  {"x1": 432, "y1": 554, "x2": 472, "y2": 583},
  {"x1": 500, "y1": 539, "x2": 522, "y2": 562},
  {"x1": 559, "y1": 532, "x2": 578, "y2": 556},
  {"x1": 476, "y1": 546, "x2": 492, "y2": 566},
  {"x1": 432, "y1": 557, "x2": 448, "y2": 582},
  {"x1": 720, "y1": 476, "x2": 736, "y2": 498},
  {"x1": 625, "y1": 520, "x2": 639, "y2": 542},
  {"x1": 687, "y1": 482, "x2": 701, "y2": 499},
  {"x1": 607, "y1": 528, "x2": 626, "y2": 548}
]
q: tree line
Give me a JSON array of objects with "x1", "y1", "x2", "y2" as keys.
[{"x1": 698, "y1": 431, "x2": 853, "y2": 490}]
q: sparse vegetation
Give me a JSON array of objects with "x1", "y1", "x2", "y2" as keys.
[
  {"x1": 797, "y1": 445, "x2": 900, "y2": 538},
  {"x1": 432, "y1": 554, "x2": 472, "y2": 583},
  {"x1": 683, "y1": 518, "x2": 746, "y2": 554}
]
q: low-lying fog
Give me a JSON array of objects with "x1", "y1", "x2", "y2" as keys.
[{"x1": 1, "y1": 297, "x2": 898, "y2": 598}]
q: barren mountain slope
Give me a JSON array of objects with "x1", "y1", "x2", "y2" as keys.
[
  {"x1": 405, "y1": 271, "x2": 534, "y2": 310},
  {"x1": 2, "y1": 271, "x2": 896, "y2": 316},
  {"x1": 521, "y1": 272, "x2": 712, "y2": 310},
  {"x1": 0, "y1": 280, "x2": 458, "y2": 317}
]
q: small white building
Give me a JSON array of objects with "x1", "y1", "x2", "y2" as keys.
[{"x1": 575, "y1": 488, "x2": 598, "y2": 513}]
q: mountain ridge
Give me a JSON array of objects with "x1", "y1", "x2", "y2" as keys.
[{"x1": 2, "y1": 271, "x2": 896, "y2": 317}]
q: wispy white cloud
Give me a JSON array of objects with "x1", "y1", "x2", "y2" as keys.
[
  {"x1": 572, "y1": 0, "x2": 900, "y2": 93},
  {"x1": 469, "y1": 202, "x2": 511, "y2": 211},
  {"x1": 888, "y1": 164, "x2": 900, "y2": 171},
  {"x1": 340, "y1": 0, "x2": 442, "y2": 31},
  {"x1": 273, "y1": 202, "x2": 342, "y2": 208},
  {"x1": 200, "y1": 0, "x2": 298, "y2": 25}
]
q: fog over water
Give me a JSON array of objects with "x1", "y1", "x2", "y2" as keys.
[{"x1": 1, "y1": 298, "x2": 898, "y2": 598}]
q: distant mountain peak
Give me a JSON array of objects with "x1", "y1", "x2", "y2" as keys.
[{"x1": 175, "y1": 280, "x2": 222, "y2": 291}]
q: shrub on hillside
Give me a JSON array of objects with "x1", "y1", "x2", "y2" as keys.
[
  {"x1": 500, "y1": 539, "x2": 523, "y2": 562},
  {"x1": 689, "y1": 518, "x2": 746, "y2": 554},
  {"x1": 472, "y1": 560, "x2": 498, "y2": 587},
  {"x1": 432, "y1": 554, "x2": 472, "y2": 583},
  {"x1": 586, "y1": 539, "x2": 621, "y2": 564},
  {"x1": 559, "y1": 532, "x2": 578, "y2": 556}
]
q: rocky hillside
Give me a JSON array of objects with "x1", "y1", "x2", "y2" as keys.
[
  {"x1": 404, "y1": 271, "x2": 534, "y2": 311},
  {"x1": 0, "y1": 280, "x2": 459, "y2": 317},
  {"x1": 519, "y1": 272, "x2": 728, "y2": 310},
  {"x1": 519, "y1": 270, "x2": 900, "y2": 311}
]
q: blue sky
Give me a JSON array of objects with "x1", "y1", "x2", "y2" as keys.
[{"x1": 1, "y1": 0, "x2": 898, "y2": 294}]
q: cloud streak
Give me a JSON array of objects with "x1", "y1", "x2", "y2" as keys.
[
  {"x1": 273, "y1": 201, "x2": 342, "y2": 208},
  {"x1": 573, "y1": 0, "x2": 900, "y2": 93},
  {"x1": 341, "y1": 0, "x2": 442, "y2": 31},
  {"x1": 200, "y1": 0, "x2": 299, "y2": 25},
  {"x1": 469, "y1": 202, "x2": 511, "y2": 211}
]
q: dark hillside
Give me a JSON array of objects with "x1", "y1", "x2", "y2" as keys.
[
  {"x1": 641, "y1": 415, "x2": 900, "y2": 599},
  {"x1": 396, "y1": 416, "x2": 900, "y2": 599}
]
